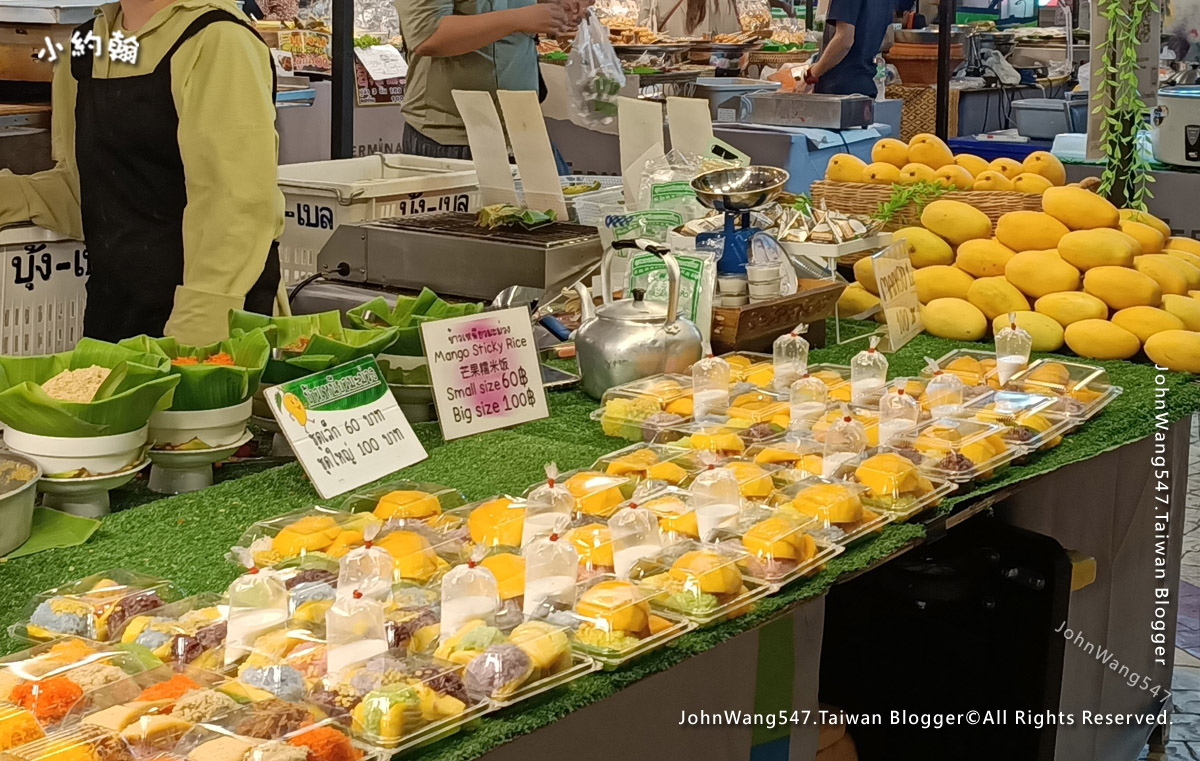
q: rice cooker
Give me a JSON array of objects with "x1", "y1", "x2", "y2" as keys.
[{"x1": 1151, "y1": 85, "x2": 1200, "y2": 166}]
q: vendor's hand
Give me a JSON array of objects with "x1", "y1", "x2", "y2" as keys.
[
  {"x1": 540, "y1": 0, "x2": 589, "y2": 26},
  {"x1": 517, "y1": 2, "x2": 572, "y2": 35}
]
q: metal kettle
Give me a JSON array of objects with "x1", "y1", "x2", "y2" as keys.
[{"x1": 572, "y1": 243, "x2": 704, "y2": 399}]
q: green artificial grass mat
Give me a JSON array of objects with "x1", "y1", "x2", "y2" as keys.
[{"x1": 0, "y1": 319, "x2": 1195, "y2": 761}]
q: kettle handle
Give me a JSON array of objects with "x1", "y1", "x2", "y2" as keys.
[
  {"x1": 662, "y1": 253, "x2": 682, "y2": 330},
  {"x1": 573, "y1": 281, "x2": 596, "y2": 322}
]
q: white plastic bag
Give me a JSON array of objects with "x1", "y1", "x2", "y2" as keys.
[{"x1": 567, "y1": 10, "x2": 627, "y2": 128}]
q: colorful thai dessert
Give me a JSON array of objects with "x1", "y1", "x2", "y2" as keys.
[
  {"x1": 750, "y1": 443, "x2": 824, "y2": 483},
  {"x1": 0, "y1": 703, "x2": 44, "y2": 753},
  {"x1": 597, "y1": 376, "x2": 694, "y2": 442},
  {"x1": 936, "y1": 354, "x2": 1003, "y2": 390},
  {"x1": 810, "y1": 408, "x2": 880, "y2": 447},
  {"x1": 373, "y1": 527, "x2": 453, "y2": 583},
  {"x1": 907, "y1": 420, "x2": 1015, "y2": 480},
  {"x1": 738, "y1": 515, "x2": 819, "y2": 582},
  {"x1": 1, "y1": 725, "x2": 135, "y2": 761},
  {"x1": 0, "y1": 642, "x2": 144, "y2": 730},
  {"x1": 571, "y1": 580, "x2": 677, "y2": 657},
  {"x1": 723, "y1": 391, "x2": 789, "y2": 428},
  {"x1": 308, "y1": 655, "x2": 473, "y2": 750},
  {"x1": 785, "y1": 481, "x2": 878, "y2": 529},
  {"x1": 382, "y1": 589, "x2": 441, "y2": 653},
  {"x1": 226, "y1": 630, "x2": 326, "y2": 703},
  {"x1": 852, "y1": 452, "x2": 945, "y2": 514},
  {"x1": 285, "y1": 569, "x2": 339, "y2": 624},
  {"x1": 78, "y1": 673, "x2": 226, "y2": 751},
  {"x1": 169, "y1": 352, "x2": 236, "y2": 366},
  {"x1": 119, "y1": 600, "x2": 227, "y2": 668},
  {"x1": 601, "y1": 448, "x2": 689, "y2": 485},
  {"x1": 242, "y1": 513, "x2": 376, "y2": 570},
  {"x1": 665, "y1": 419, "x2": 785, "y2": 454},
  {"x1": 26, "y1": 574, "x2": 170, "y2": 642},
  {"x1": 642, "y1": 493, "x2": 698, "y2": 541},
  {"x1": 716, "y1": 461, "x2": 774, "y2": 499},
  {"x1": 433, "y1": 620, "x2": 572, "y2": 701},
  {"x1": 284, "y1": 725, "x2": 362, "y2": 761},
  {"x1": 634, "y1": 546, "x2": 755, "y2": 622}
]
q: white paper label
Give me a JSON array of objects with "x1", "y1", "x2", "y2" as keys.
[
  {"x1": 354, "y1": 45, "x2": 407, "y2": 81},
  {"x1": 872, "y1": 240, "x2": 923, "y2": 352},
  {"x1": 421, "y1": 307, "x2": 549, "y2": 440},
  {"x1": 268, "y1": 357, "x2": 427, "y2": 499}
]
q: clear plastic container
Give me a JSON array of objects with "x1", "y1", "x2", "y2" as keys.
[
  {"x1": 723, "y1": 389, "x2": 791, "y2": 426},
  {"x1": 228, "y1": 507, "x2": 375, "y2": 572},
  {"x1": 332, "y1": 481, "x2": 468, "y2": 526},
  {"x1": 924, "y1": 348, "x2": 1006, "y2": 390},
  {"x1": 657, "y1": 417, "x2": 787, "y2": 454},
  {"x1": 524, "y1": 470, "x2": 635, "y2": 520},
  {"x1": 229, "y1": 623, "x2": 327, "y2": 702},
  {"x1": 224, "y1": 553, "x2": 291, "y2": 670},
  {"x1": 591, "y1": 374, "x2": 695, "y2": 443},
  {"x1": 382, "y1": 587, "x2": 441, "y2": 654},
  {"x1": 523, "y1": 535, "x2": 578, "y2": 617},
  {"x1": 1004, "y1": 359, "x2": 1123, "y2": 422},
  {"x1": 772, "y1": 327, "x2": 811, "y2": 394},
  {"x1": 844, "y1": 451, "x2": 957, "y2": 521},
  {"x1": 744, "y1": 440, "x2": 826, "y2": 486},
  {"x1": 788, "y1": 374, "x2": 829, "y2": 432},
  {"x1": 326, "y1": 595, "x2": 390, "y2": 682},
  {"x1": 591, "y1": 443, "x2": 702, "y2": 487},
  {"x1": 170, "y1": 698, "x2": 326, "y2": 758},
  {"x1": 850, "y1": 337, "x2": 888, "y2": 404},
  {"x1": 716, "y1": 352, "x2": 774, "y2": 388},
  {"x1": 637, "y1": 488, "x2": 700, "y2": 543},
  {"x1": 553, "y1": 576, "x2": 693, "y2": 670},
  {"x1": 442, "y1": 495, "x2": 527, "y2": 551},
  {"x1": 771, "y1": 477, "x2": 893, "y2": 546},
  {"x1": 607, "y1": 506, "x2": 662, "y2": 579},
  {"x1": 628, "y1": 541, "x2": 772, "y2": 626},
  {"x1": 562, "y1": 522, "x2": 614, "y2": 579},
  {"x1": 374, "y1": 520, "x2": 469, "y2": 585},
  {"x1": 307, "y1": 653, "x2": 487, "y2": 753},
  {"x1": 440, "y1": 563, "x2": 500, "y2": 639},
  {"x1": 891, "y1": 418, "x2": 1021, "y2": 483},
  {"x1": 63, "y1": 665, "x2": 234, "y2": 752},
  {"x1": 994, "y1": 314, "x2": 1033, "y2": 386},
  {"x1": 116, "y1": 593, "x2": 228, "y2": 669},
  {"x1": 808, "y1": 405, "x2": 880, "y2": 451},
  {"x1": 12, "y1": 570, "x2": 179, "y2": 644},
  {"x1": 0, "y1": 703, "x2": 42, "y2": 754},
  {"x1": 0, "y1": 724, "x2": 132, "y2": 761},
  {"x1": 432, "y1": 617, "x2": 597, "y2": 707},
  {"x1": 692, "y1": 355, "x2": 733, "y2": 421},
  {"x1": 284, "y1": 566, "x2": 340, "y2": 626},
  {"x1": 961, "y1": 390, "x2": 1077, "y2": 451},
  {"x1": 275, "y1": 722, "x2": 379, "y2": 761},
  {"x1": 521, "y1": 465, "x2": 577, "y2": 545},
  {"x1": 0, "y1": 639, "x2": 151, "y2": 734},
  {"x1": 476, "y1": 551, "x2": 526, "y2": 630},
  {"x1": 709, "y1": 504, "x2": 843, "y2": 586},
  {"x1": 877, "y1": 385, "x2": 921, "y2": 447},
  {"x1": 806, "y1": 364, "x2": 854, "y2": 404}
]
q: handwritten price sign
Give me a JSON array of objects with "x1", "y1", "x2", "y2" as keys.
[
  {"x1": 421, "y1": 308, "x2": 549, "y2": 440},
  {"x1": 268, "y1": 357, "x2": 427, "y2": 498},
  {"x1": 872, "y1": 240, "x2": 923, "y2": 353}
]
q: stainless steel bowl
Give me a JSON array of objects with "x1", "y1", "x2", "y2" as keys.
[
  {"x1": 691, "y1": 166, "x2": 790, "y2": 212},
  {"x1": 0, "y1": 451, "x2": 42, "y2": 555}
]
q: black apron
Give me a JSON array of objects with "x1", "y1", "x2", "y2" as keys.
[{"x1": 72, "y1": 10, "x2": 281, "y2": 342}]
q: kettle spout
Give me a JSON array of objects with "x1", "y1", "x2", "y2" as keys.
[{"x1": 573, "y1": 281, "x2": 596, "y2": 323}]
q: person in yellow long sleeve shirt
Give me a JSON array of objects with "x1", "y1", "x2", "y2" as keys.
[{"x1": 0, "y1": 0, "x2": 284, "y2": 346}]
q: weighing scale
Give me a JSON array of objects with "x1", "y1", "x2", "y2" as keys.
[
  {"x1": 147, "y1": 431, "x2": 254, "y2": 495},
  {"x1": 690, "y1": 166, "x2": 790, "y2": 275}
]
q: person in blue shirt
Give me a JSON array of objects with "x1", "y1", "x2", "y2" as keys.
[{"x1": 801, "y1": 0, "x2": 893, "y2": 96}]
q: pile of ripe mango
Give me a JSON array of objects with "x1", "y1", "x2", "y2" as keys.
[
  {"x1": 837, "y1": 151, "x2": 1200, "y2": 374},
  {"x1": 824, "y1": 132, "x2": 1067, "y2": 193}
]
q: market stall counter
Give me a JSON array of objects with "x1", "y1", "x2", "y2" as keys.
[{"x1": 0, "y1": 322, "x2": 1195, "y2": 761}]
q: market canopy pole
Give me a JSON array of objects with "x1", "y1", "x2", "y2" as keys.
[
  {"x1": 805, "y1": 0, "x2": 814, "y2": 31},
  {"x1": 331, "y1": 0, "x2": 354, "y2": 159},
  {"x1": 935, "y1": 0, "x2": 955, "y2": 139}
]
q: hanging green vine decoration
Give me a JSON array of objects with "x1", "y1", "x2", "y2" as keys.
[{"x1": 1095, "y1": 0, "x2": 1157, "y2": 209}]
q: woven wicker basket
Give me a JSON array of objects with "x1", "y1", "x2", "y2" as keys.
[
  {"x1": 884, "y1": 84, "x2": 960, "y2": 142},
  {"x1": 810, "y1": 181, "x2": 1043, "y2": 230},
  {"x1": 747, "y1": 49, "x2": 815, "y2": 67}
]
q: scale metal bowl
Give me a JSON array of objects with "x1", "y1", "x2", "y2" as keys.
[{"x1": 691, "y1": 166, "x2": 790, "y2": 212}]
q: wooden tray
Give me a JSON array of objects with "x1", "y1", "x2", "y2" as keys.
[{"x1": 710, "y1": 278, "x2": 845, "y2": 354}]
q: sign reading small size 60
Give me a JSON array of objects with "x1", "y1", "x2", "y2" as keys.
[
  {"x1": 268, "y1": 356, "x2": 426, "y2": 498},
  {"x1": 422, "y1": 308, "x2": 549, "y2": 440},
  {"x1": 873, "y1": 240, "x2": 923, "y2": 352}
]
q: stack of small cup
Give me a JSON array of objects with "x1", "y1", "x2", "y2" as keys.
[
  {"x1": 745, "y1": 263, "x2": 783, "y2": 303},
  {"x1": 717, "y1": 276, "x2": 749, "y2": 307}
]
